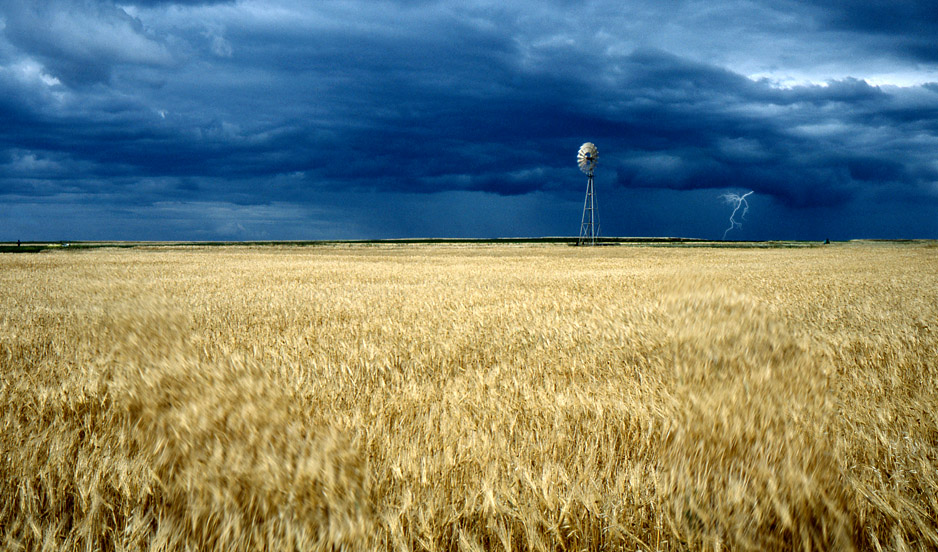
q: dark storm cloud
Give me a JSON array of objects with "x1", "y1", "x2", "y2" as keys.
[
  {"x1": 776, "y1": 0, "x2": 938, "y2": 66},
  {"x1": 813, "y1": 0, "x2": 938, "y2": 54},
  {"x1": 579, "y1": 50, "x2": 937, "y2": 208},
  {"x1": 1, "y1": 0, "x2": 936, "y2": 239}
]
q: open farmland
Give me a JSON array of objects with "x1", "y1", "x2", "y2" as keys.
[{"x1": 2, "y1": 242, "x2": 937, "y2": 551}]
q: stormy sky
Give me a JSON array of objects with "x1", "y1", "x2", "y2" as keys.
[{"x1": 1, "y1": 0, "x2": 937, "y2": 240}]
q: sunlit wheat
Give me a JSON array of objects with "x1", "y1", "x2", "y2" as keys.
[{"x1": 2, "y1": 242, "x2": 936, "y2": 551}]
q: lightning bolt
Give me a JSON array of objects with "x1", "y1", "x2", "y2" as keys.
[{"x1": 721, "y1": 190, "x2": 753, "y2": 240}]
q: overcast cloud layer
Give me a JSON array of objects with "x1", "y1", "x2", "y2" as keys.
[{"x1": 1, "y1": 0, "x2": 937, "y2": 240}]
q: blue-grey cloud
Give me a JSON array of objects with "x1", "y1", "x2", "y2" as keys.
[
  {"x1": 814, "y1": 0, "x2": 938, "y2": 52},
  {"x1": 125, "y1": 1, "x2": 233, "y2": 5},
  {"x1": 1, "y1": 0, "x2": 936, "y2": 240},
  {"x1": 0, "y1": 0, "x2": 172, "y2": 85}
]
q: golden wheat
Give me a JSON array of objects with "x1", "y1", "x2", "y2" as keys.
[{"x1": 1, "y1": 242, "x2": 936, "y2": 551}]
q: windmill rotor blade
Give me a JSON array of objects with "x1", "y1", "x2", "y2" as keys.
[{"x1": 577, "y1": 142, "x2": 598, "y2": 173}]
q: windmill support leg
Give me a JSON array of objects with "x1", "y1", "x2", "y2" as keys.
[{"x1": 578, "y1": 172, "x2": 596, "y2": 246}]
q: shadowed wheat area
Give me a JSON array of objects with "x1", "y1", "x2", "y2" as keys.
[{"x1": 2, "y1": 243, "x2": 937, "y2": 551}]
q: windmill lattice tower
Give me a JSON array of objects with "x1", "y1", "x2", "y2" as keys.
[{"x1": 577, "y1": 142, "x2": 599, "y2": 245}]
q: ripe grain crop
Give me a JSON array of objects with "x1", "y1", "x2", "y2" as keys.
[{"x1": 1, "y1": 243, "x2": 936, "y2": 551}]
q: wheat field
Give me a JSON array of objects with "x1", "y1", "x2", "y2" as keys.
[{"x1": 2, "y1": 242, "x2": 936, "y2": 551}]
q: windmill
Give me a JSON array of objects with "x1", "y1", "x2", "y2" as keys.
[{"x1": 577, "y1": 142, "x2": 599, "y2": 245}]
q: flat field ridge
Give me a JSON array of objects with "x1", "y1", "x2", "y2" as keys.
[{"x1": 2, "y1": 242, "x2": 936, "y2": 551}]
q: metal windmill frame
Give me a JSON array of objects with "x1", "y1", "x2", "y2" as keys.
[{"x1": 577, "y1": 143, "x2": 599, "y2": 245}]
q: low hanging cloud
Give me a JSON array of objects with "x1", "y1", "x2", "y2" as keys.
[{"x1": 603, "y1": 50, "x2": 938, "y2": 208}]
